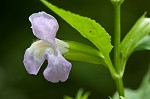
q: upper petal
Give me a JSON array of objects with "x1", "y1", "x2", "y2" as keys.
[
  {"x1": 23, "y1": 40, "x2": 49, "y2": 75},
  {"x1": 29, "y1": 11, "x2": 59, "y2": 47},
  {"x1": 43, "y1": 50, "x2": 72, "y2": 83}
]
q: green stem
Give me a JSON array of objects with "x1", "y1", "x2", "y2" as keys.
[
  {"x1": 115, "y1": 77, "x2": 125, "y2": 97},
  {"x1": 111, "y1": 0, "x2": 125, "y2": 97},
  {"x1": 114, "y1": 4, "x2": 121, "y2": 74}
]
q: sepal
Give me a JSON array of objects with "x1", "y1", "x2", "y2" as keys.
[{"x1": 56, "y1": 39, "x2": 106, "y2": 65}]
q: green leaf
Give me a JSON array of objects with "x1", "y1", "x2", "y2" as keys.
[
  {"x1": 64, "y1": 89, "x2": 90, "y2": 99},
  {"x1": 75, "y1": 89, "x2": 90, "y2": 99},
  {"x1": 120, "y1": 13, "x2": 150, "y2": 59},
  {"x1": 134, "y1": 35, "x2": 150, "y2": 51},
  {"x1": 120, "y1": 13, "x2": 150, "y2": 73},
  {"x1": 82, "y1": 92, "x2": 90, "y2": 99},
  {"x1": 112, "y1": 66, "x2": 150, "y2": 99},
  {"x1": 76, "y1": 89, "x2": 84, "y2": 99},
  {"x1": 63, "y1": 96, "x2": 73, "y2": 99},
  {"x1": 137, "y1": 66, "x2": 150, "y2": 99},
  {"x1": 56, "y1": 39, "x2": 105, "y2": 65},
  {"x1": 41, "y1": 0, "x2": 113, "y2": 60}
]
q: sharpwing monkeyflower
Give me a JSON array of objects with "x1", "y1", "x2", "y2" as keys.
[{"x1": 23, "y1": 11, "x2": 72, "y2": 83}]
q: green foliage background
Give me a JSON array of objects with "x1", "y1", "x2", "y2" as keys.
[{"x1": 0, "y1": 0, "x2": 150, "y2": 99}]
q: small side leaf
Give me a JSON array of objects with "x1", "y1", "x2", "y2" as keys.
[
  {"x1": 134, "y1": 35, "x2": 150, "y2": 51},
  {"x1": 56, "y1": 39, "x2": 106, "y2": 65},
  {"x1": 120, "y1": 13, "x2": 150, "y2": 59},
  {"x1": 41, "y1": 0, "x2": 113, "y2": 59}
]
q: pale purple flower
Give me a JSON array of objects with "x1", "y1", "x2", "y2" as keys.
[{"x1": 23, "y1": 11, "x2": 72, "y2": 83}]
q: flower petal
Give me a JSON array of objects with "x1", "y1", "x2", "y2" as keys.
[
  {"x1": 29, "y1": 11, "x2": 59, "y2": 47},
  {"x1": 43, "y1": 50, "x2": 72, "y2": 83},
  {"x1": 23, "y1": 40, "x2": 49, "y2": 75}
]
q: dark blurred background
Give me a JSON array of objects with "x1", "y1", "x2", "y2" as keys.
[{"x1": 0, "y1": 0, "x2": 150, "y2": 99}]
